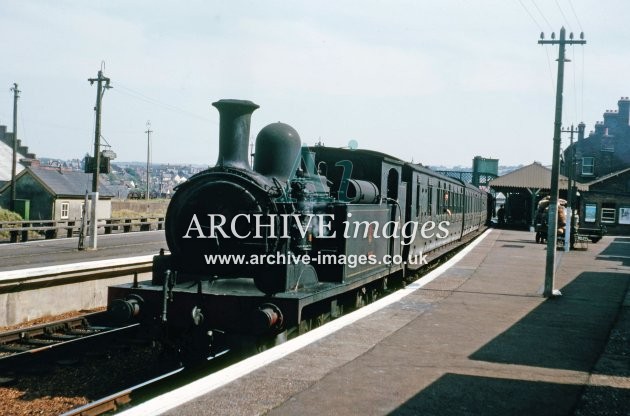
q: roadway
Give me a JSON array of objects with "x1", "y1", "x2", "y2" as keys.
[{"x1": 0, "y1": 231, "x2": 167, "y2": 272}]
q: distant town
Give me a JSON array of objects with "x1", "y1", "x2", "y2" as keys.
[
  {"x1": 37, "y1": 157, "x2": 208, "y2": 200},
  {"x1": 33, "y1": 155, "x2": 525, "y2": 201}
]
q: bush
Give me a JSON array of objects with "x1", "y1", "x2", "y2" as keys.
[
  {"x1": 0, "y1": 208, "x2": 23, "y2": 222},
  {"x1": 0, "y1": 208, "x2": 23, "y2": 239}
]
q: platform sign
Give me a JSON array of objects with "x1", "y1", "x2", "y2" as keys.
[{"x1": 84, "y1": 155, "x2": 111, "y2": 174}]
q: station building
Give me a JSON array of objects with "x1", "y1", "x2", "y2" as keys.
[
  {"x1": 0, "y1": 124, "x2": 113, "y2": 221},
  {"x1": 563, "y1": 97, "x2": 630, "y2": 235}
]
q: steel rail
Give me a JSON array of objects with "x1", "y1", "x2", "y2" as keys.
[{"x1": 0, "y1": 311, "x2": 138, "y2": 368}]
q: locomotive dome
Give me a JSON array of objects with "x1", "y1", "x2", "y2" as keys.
[{"x1": 253, "y1": 122, "x2": 301, "y2": 181}]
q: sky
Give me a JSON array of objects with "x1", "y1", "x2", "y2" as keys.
[{"x1": 0, "y1": 0, "x2": 628, "y2": 168}]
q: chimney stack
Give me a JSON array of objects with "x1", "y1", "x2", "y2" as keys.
[
  {"x1": 618, "y1": 96, "x2": 630, "y2": 126},
  {"x1": 212, "y1": 99, "x2": 259, "y2": 170}
]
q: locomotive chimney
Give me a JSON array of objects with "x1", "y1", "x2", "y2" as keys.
[{"x1": 212, "y1": 99, "x2": 259, "y2": 170}]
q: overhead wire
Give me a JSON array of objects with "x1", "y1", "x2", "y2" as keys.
[
  {"x1": 531, "y1": 0, "x2": 556, "y2": 93},
  {"x1": 19, "y1": 110, "x2": 27, "y2": 148},
  {"x1": 568, "y1": 0, "x2": 586, "y2": 122},
  {"x1": 554, "y1": 0, "x2": 572, "y2": 31},
  {"x1": 572, "y1": 46, "x2": 578, "y2": 123},
  {"x1": 86, "y1": 107, "x2": 96, "y2": 159},
  {"x1": 568, "y1": 0, "x2": 585, "y2": 128},
  {"x1": 566, "y1": 0, "x2": 583, "y2": 32},
  {"x1": 112, "y1": 83, "x2": 214, "y2": 124},
  {"x1": 565, "y1": 0, "x2": 585, "y2": 122},
  {"x1": 516, "y1": 0, "x2": 555, "y2": 93},
  {"x1": 580, "y1": 45, "x2": 585, "y2": 122},
  {"x1": 544, "y1": 45, "x2": 556, "y2": 94},
  {"x1": 554, "y1": 0, "x2": 577, "y2": 127},
  {"x1": 530, "y1": 0, "x2": 553, "y2": 32},
  {"x1": 517, "y1": 0, "x2": 544, "y2": 31}
]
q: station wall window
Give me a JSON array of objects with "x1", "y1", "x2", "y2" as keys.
[
  {"x1": 60, "y1": 202, "x2": 70, "y2": 219},
  {"x1": 601, "y1": 203, "x2": 616, "y2": 224},
  {"x1": 582, "y1": 157, "x2": 594, "y2": 175},
  {"x1": 584, "y1": 204, "x2": 596, "y2": 223}
]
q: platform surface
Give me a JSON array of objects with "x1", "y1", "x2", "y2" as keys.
[
  {"x1": 0, "y1": 231, "x2": 167, "y2": 272},
  {"x1": 146, "y1": 229, "x2": 630, "y2": 415}
]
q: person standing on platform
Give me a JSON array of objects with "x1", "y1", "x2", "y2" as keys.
[{"x1": 497, "y1": 204, "x2": 505, "y2": 227}]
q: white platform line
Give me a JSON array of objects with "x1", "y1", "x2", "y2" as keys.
[
  {"x1": 117, "y1": 230, "x2": 491, "y2": 416},
  {"x1": 0, "y1": 255, "x2": 155, "y2": 281}
]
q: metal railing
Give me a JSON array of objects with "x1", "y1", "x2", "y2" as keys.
[{"x1": 0, "y1": 217, "x2": 165, "y2": 243}]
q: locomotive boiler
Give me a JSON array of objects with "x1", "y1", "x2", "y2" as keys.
[
  {"x1": 108, "y1": 99, "x2": 489, "y2": 357},
  {"x1": 159, "y1": 99, "x2": 335, "y2": 295}
]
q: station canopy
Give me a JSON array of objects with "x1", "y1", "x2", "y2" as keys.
[{"x1": 489, "y1": 162, "x2": 589, "y2": 194}]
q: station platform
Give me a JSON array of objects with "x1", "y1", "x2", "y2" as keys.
[
  {"x1": 124, "y1": 229, "x2": 630, "y2": 416},
  {"x1": 0, "y1": 230, "x2": 166, "y2": 272},
  {"x1": 0, "y1": 231, "x2": 167, "y2": 327}
]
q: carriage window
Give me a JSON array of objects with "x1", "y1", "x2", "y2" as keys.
[
  {"x1": 441, "y1": 185, "x2": 449, "y2": 214},
  {"x1": 452, "y1": 191, "x2": 457, "y2": 213},
  {"x1": 427, "y1": 185, "x2": 433, "y2": 216}
]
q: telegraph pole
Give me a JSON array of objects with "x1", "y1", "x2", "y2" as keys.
[
  {"x1": 561, "y1": 125, "x2": 577, "y2": 252},
  {"x1": 145, "y1": 121, "x2": 152, "y2": 201},
  {"x1": 538, "y1": 28, "x2": 586, "y2": 297},
  {"x1": 86, "y1": 66, "x2": 112, "y2": 250},
  {"x1": 10, "y1": 83, "x2": 20, "y2": 212},
  {"x1": 88, "y1": 68, "x2": 111, "y2": 192}
]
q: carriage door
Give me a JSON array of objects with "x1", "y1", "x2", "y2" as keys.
[{"x1": 385, "y1": 166, "x2": 403, "y2": 259}]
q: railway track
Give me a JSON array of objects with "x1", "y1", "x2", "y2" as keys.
[
  {"x1": 0, "y1": 311, "x2": 139, "y2": 370},
  {"x1": 59, "y1": 367, "x2": 185, "y2": 416},
  {"x1": 60, "y1": 349, "x2": 232, "y2": 416}
]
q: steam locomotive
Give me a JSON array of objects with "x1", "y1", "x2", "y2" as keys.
[{"x1": 108, "y1": 99, "x2": 489, "y2": 356}]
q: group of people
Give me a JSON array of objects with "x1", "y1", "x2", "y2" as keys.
[{"x1": 496, "y1": 199, "x2": 578, "y2": 233}]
